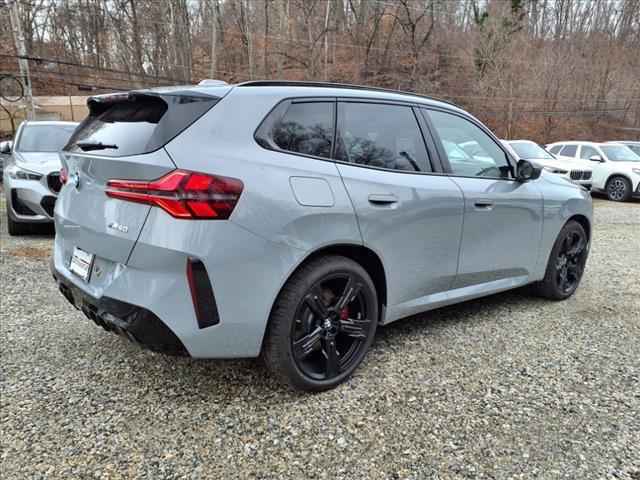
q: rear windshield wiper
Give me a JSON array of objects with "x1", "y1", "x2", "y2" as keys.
[{"x1": 76, "y1": 141, "x2": 119, "y2": 152}]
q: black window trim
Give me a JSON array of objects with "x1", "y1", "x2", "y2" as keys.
[
  {"x1": 421, "y1": 106, "x2": 519, "y2": 182},
  {"x1": 413, "y1": 106, "x2": 446, "y2": 174},
  {"x1": 255, "y1": 95, "x2": 492, "y2": 177}
]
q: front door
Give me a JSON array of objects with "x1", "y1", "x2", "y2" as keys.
[{"x1": 424, "y1": 108, "x2": 544, "y2": 288}]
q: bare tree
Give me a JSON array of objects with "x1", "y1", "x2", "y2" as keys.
[{"x1": 2, "y1": 0, "x2": 639, "y2": 142}]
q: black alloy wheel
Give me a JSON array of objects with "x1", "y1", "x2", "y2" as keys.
[
  {"x1": 291, "y1": 273, "x2": 373, "y2": 380},
  {"x1": 533, "y1": 220, "x2": 589, "y2": 300},
  {"x1": 555, "y1": 230, "x2": 587, "y2": 295},
  {"x1": 262, "y1": 255, "x2": 378, "y2": 391}
]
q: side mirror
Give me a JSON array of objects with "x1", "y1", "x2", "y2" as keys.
[
  {"x1": 589, "y1": 155, "x2": 603, "y2": 162},
  {"x1": 516, "y1": 159, "x2": 541, "y2": 181},
  {"x1": 0, "y1": 142, "x2": 10, "y2": 154}
]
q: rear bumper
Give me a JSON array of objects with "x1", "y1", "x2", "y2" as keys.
[
  {"x1": 53, "y1": 269, "x2": 189, "y2": 356},
  {"x1": 52, "y1": 211, "x2": 308, "y2": 358}
]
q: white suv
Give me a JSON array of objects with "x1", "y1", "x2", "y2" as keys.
[
  {"x1": 546, "y1": 141, "x2": 640, "y2": 201},
  {"x1": 502, "y1": 140, "x2": 592, "y2": 190}
]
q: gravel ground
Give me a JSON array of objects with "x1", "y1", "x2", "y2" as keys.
[{"x1": 1, "y1": 194, "x2": 639, "y2": 479}]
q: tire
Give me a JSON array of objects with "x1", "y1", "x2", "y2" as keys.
[
  {"x1": 605, "y1": 176, "x2": 631, "y2": 202},
  {"x1": 262, "y1": 255, "x2": 378, "y2": 391},
  {"x1": 532, "y1": 220, "x2": 588, "y2": 300},
  {"x1": 7, "y1": 211, "x2": 30, "y2": 236}
]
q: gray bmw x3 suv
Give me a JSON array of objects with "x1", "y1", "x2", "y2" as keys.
[{"x1": 52, "y1": 81, "x2": 593, "y2": 390}]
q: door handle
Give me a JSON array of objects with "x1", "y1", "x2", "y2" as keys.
[
  {"x1": 368, "y1": 194, "x2": 399, "y2": 205},
  {"x1": 473, "y1": 198, "x2": 494, "y2": 209}
]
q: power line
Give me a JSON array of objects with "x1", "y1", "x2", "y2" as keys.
[
  {"x1": 7, "y1": 50, "x2": 640, "y2": 104},
  {"x1": 4, "y1": 57, "x2": 640, "y2": 110},
  {"x1": 469, "y1": 108, "x2": 638, "y2": 117},
  {"x1": 0, "y1": 53, "x2": 187, "y2": 85},
  {"x1": 0, "y1": 66, "x2": 169, "y2": 90}
]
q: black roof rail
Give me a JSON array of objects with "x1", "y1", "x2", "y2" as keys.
[{"x1": 235, "y1": 80, "x2": 458, "y2": 107}]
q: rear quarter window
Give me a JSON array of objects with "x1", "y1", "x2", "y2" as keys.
[{"x1": 255, "y1": 101, "x2": 335, "y2": 159}]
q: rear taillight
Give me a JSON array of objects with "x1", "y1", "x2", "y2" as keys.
[
  {"x1": 60, "y1": 168, "x2": 68, "y2": 185},
  {"x1": 105, "y1": 170, "x2": 243, "y2": 219}
]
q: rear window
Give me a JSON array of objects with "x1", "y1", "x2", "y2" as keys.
[{"x1": 66, "y1": 93, "x2": 219, "y2": 157}]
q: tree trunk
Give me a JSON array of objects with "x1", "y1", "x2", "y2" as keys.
[{"x1": 244, "y1": 0, "x2": 255, "y2": 79}]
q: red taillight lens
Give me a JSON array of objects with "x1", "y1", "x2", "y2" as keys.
[
  {"x1": 60, "y1": 167, "x2": 68, "y2": 185},
  {"x1": 105, "y1": 170, "x2": 243, "y2": 219}
]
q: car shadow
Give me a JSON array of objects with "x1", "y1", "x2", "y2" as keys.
[{"x1": 98, "y1": 287, "x2": 537, "y2": 399}]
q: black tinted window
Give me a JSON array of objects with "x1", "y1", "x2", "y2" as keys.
[
  {"x1": 336, "y1": 103, "x2": 430, "y2": 172},
  {"x1": 271, "y1": 102, "x2": 334, "y2": 158},
  {"x1": 560, "y1": 145, "x2": 577, "y2": 157},
  {"x1": 67, "y1": 94, "x2": 218, "y2": 157}
]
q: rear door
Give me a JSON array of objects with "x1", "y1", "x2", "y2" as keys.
[
  {"x1": 334, "y1": 100, "x2": 464, "y2": 309},
  {"x1": 424, "y1": 108, "x2": 543, "y2": 288},
  {"x1": 56, "y1": 91, "x2": 221, "y2": 265}
]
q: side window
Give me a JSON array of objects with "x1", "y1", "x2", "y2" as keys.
[
  {"x1": 579, "y1": 145, "x2": 599, "y2": 160},
  {"x1": 549, "y1": 145, "x2": 562, "y2": 154},
  {"x1": 560, "y1": 145, "x2": 577, "y2": 158},
  {"x1": 257, "y1": 101, "x2": 334, "y2": 158},
  {"x1": 427, "y1": 109, "x2": 511, "y2": 178},
  {"x1": 336, "y1": 103, "x2": 431, "y2": 172}
]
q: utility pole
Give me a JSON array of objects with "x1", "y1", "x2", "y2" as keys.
[
  {"x1": 210, "y1": 0, "x2": 218, "y2": 78},
  {"x1": 8, "y1": 0, "x2": 36, "y2": 120}
]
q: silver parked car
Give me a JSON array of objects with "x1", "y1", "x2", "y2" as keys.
[
  {"x1": 52, "y1": 81, "x2": 593, "y2": 391},
  {"x1": 3, "y1": 121, "x2": 78, "y2": 235}
]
